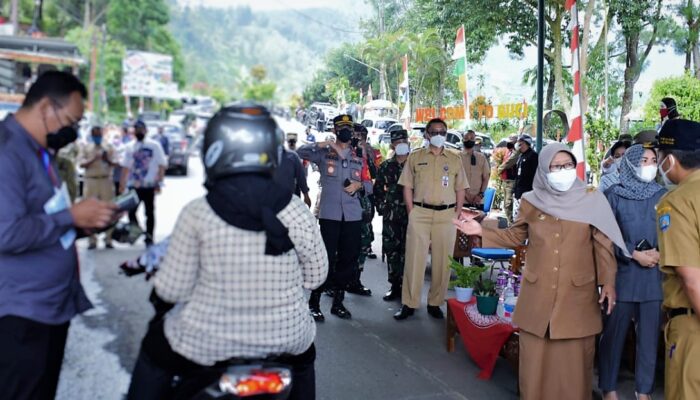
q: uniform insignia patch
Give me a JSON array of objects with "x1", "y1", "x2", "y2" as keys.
[{"x1": 659, "y1": 213, "x2": 671, "y2": 232}]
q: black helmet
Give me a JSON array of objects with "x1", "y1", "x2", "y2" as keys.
[{"x1": 202, "y1": 103, "x2": 283, "y2": 182}]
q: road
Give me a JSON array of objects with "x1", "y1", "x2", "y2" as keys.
[{"x1": 55, "y1": 118, "x2": 657, "y2": 400}]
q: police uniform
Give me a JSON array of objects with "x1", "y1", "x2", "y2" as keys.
[
  {"x1": 656, "y1": 119, "x2": 700, "y2": 400},
  {"x1": 297, "y1": 115, "x2": 370, "y2": 319},
  {"x1": 78, "y1": 139, "x2": 116, "y2": 247},
  {"x1": 398, "y1": 146, "x2": 468, "y2": 311},
  {"x1": 374, "y1": 130, "x2": 409, "y2": 298}
]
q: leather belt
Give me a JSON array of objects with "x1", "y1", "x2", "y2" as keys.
[
  {"x1": 413, "y1": 202, "x2": 456, "y2": 211},
  {"x1": 668, "y1": 307, "x2": 695, "y2": 319}
]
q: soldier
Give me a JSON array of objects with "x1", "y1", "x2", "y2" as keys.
[
  {"x1": 56, "y1": 142, "x2": 79, "y2": 202},
  {"x1": 297, "y1": 114, "x2": 370, "y2": 321},
  {"x1": 654, "y1": 119, "x2": 700, "y2": 400},
  {"x1": 394, "y1": 118, "x2": 467, "y2": 320},
  {"x1": 374, "y1": 129, "x2": 410, "y2": 301},
  {"x1": 495, "y1": 134, "x2": 518, "y2": 224},
  {"x1": 79, "y1": 125, "x2": 118, "y2": 249}
]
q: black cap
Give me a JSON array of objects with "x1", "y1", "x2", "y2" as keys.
[
  {"x1": 390, "y1": 129, "x2": 408, "y2": 141},
  {"x1": 634, "y1": 130, "x2": 658, "y2": 147},
  {"x1": 333, "y1": 114, "x2": 353, "y2": 129},
  {"x1": 353, "y1": 123, "x2": 368, "y2": 135},
  {"x1": 658, "y1": 119, "x2": 700, "y2": 151}
]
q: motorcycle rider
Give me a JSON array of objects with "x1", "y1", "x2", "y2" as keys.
[{"x1": 127, "y1": 104, "x2": 328, "y2": 400}]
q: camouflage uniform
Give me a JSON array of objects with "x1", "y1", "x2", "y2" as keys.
[
  {"x1": 358, "y1": 144, "x2": 378, "y2": 266},
  {"x1": 373, "y1": 155, "x2": 408, "y2": 287},
  {"x1": 57, "y1": 143, "x2": 79, "y2": 203}
]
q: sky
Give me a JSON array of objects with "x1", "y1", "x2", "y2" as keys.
[{"x1": 179, "y1": 0, "x2": 370, "y2": 12}]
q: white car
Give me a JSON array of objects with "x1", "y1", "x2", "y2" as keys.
[{"x1": 361, "y1": 117, "x2": 398, "y2": 145}]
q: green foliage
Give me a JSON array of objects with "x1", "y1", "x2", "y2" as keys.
[
  {"x1": 643, "y1": 73, "x2": 700, "y2": 124},
  {"x1": 449, "y1": 257, "x2": 487, "y2": 289},
  {"x1": 585, "y1": 113, "x2": 620, "y2": 182},
  {"x1": 475, "y1": 276, "x2": 497, "y2": 297}
]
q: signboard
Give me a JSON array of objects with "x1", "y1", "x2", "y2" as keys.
[
  {"x1": 414, "y1": 103, "x2": 529, "y2": 123},
  {"x1": 121, "y1": 50, "x2": 178, "y2": 98}
]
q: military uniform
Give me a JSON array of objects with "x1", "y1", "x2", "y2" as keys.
[
  {"x1": 655, "y1": 119, "x2": 700, "y2": 400},
  {"x1": 398, "y1": 145, "x2": 468, "y2": 311},
  {"x1": 57, "y1": 143, "x2": 79, "y2": 202},
  {"x1": 78, "y1": 140, "x2": 116, "y2": 247},
  {"x1": 374, "y1": 153, "x2": 408, "y2": 291}
]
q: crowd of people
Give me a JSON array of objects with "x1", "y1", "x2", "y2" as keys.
[{"x1": 0, "y1": 70, "x2": 699, "y2": 400}]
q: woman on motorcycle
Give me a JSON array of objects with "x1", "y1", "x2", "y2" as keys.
[{"x1": 127, "y1": 104, "x2": 328, "y2": 400}]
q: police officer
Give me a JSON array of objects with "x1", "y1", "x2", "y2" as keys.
[
  {"x1": 655, "y1": 119, "x2": 700, "y2": 400},
  {"x1": 79, "y1": 125, "x2": 117, "y2": 249},
  {"x1": 297, "y1": 114, "x2": 369, "y2": 321},
  {"x1": 394, "y1": 118, "x2": 468, "y2": 320},
  {"x1": 374, "y1": 129, "x2": 410, "y2": 301}
]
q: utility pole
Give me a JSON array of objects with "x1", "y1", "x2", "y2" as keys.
[
  {"x1": 84, "y1": 0, "x2": 91, "y2": 30},
  {"x1": 88, "y1": 29, "x2": 98, "y2": 112},
  {"x1": 10, "y1": 0, "x2": 18, "y2": 35},
  {"x1": 378, "y1": 0, "x2": 387, "y2": 101}
]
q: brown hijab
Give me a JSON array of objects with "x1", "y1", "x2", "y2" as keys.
[{"x1": 522, "y1": 143, "x2": 630, "y2": 257}]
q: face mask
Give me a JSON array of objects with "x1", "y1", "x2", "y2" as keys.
[
  {"x1": 547, "y1": 169, "x2": 578, "y2": 192},
  {"x1": 92, "y1": 136, "x2": 103, "y2": 145},
  {"x1": 463, "y1": 140, "x2": 475, "y2": 149},
  {"x1": 515, "y1": 143, "x2": 522, "y2": 152},
  {"x1": 635, "y1": 165, "x2": 658, "y2": 182},
  {"x1": 395, "y1": 143, "x2": 410, "y2": 156},
  {"x1": 350, "y1": 137, "x2": 360, "y2": 148},
  {"x1": 660, "y1": 108, "x2": 670, "y2": 120},
  {"x1": 614, "y1": 158, "x2": 622, "y2": 165},
  {"x1": 337, "y1": 128, "x2": 352, "y2": 143},
  {"x1": 46, "y1": 126, "x2": 78, "y2": 151},
  {"x1": 135, "y1": 132, "x2": 145, "y2": 141},
  {"x1": 659, "y1": 155, "x2": 676, "y2": 187},
  {"x1": 429, "y1": 134, "x2": 446, "y2": 148}
]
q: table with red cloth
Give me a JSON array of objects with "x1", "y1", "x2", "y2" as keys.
[{"x1": 446, "y1": 297, "x2": 519, "y2": 379}]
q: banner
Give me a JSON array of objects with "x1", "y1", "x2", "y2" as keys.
[
  {"x1": 122, "y1": 50, "x2": 179, "y2": 99},
  {"x1": 415, "y1": 103, "x2": 529, "y2": 123}
]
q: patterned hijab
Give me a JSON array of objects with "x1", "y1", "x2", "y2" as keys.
[
  {"x1": 522, "y1": 143, "x2": 630, "y2": 257},
  {"x1": 611, "y1": 144, "x2": 664, "y2": 201}
]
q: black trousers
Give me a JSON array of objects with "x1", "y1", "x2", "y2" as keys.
[
  {"x1": 128, "y1": 187, "x2": 156, "y2": 241},
  {"x1": 316, "y1": 218, "x2": 362, "y2": 292},
  {"x1": 0, "y1": 316, "x2": 70, "y2": 400},
  {"x1": 128, "y1": 320, "x2": 316, "y2": 400}
]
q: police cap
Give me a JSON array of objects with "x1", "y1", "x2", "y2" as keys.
[
  {"x1": 658, "y1": 119, "x2": 700, "y2": 151},
  {"x1": 333, "y1": 114, "x2": 353, "y2": 129},
  {"x1": 390, "y1": 129, "x2": 408, "y2": 142}
]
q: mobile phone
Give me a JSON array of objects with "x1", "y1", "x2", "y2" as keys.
[
  {"x1": 635, "y1": 239, "x2": 653, "y2": 252},
  {"x1": 344, "y1": 178, "x2": 352, "y2": 188},
  {"x1": 114, "y1": 190, "x2": 139, "y2": 212}
]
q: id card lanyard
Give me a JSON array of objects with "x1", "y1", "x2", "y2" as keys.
[{"x1": 39, "y1": 149, "x2": 60, "y2": 188}]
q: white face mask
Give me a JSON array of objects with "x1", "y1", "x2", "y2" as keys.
[
  {"x1": 429, "y1": 134, "x2": 446, "y2": 148},
  {"x1": 547, "y1": 169, "x2": 578, "y2": 192},
  {"x1": 613, "y1": 158, "x2": 622, "y2": 165},
  {"x1": 659, "y1": 155, "x2": 676, "y2": 187},
  {"x1": 636, "y1": 165, "x2": 658, "y2": 183},
  {"x1": 395, "y1": 143, "x2": 410, "y2": 156}
]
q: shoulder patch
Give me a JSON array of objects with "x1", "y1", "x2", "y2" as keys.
[{"x1": 658, "y1": 213, "x2": 671, "y2": 233}]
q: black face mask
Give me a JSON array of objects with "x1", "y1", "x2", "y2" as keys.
[
  {"x1": 46, "y1": 126, "x2": 78, "y2": 151},
  {"x1": 350, "y1": 137, "x2": 360, "y2": 148},
  {"x1": 463, "y1": 140, "x2": 476, "y2": 149},
  {"x1": 135, "y1": 132, "x2": 146, "y2": 141},
  {"x1": 506, "y1": 142, "x2": 515, "y2": 150},
  {"x1": 337, "y1": 128, "x2": 352, "y2": 143}
]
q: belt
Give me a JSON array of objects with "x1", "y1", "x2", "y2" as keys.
[
  {"x1": 668, "y1": 307, "x2": 695, "y2": 319},
  {"x1": 413, "y1": 202, "x2": 456, "y2": 211},
  {"x1": 85, "y1": 176, "x2": 110, "y2": 179}
]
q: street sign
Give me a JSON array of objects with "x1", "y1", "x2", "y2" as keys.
[{"x1": 121, "y1": 50, "x2": 178, "y2": 99}]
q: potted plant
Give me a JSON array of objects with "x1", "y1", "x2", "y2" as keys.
[
  {"x1": 475, "y1": 276, "x2": 499, "y2": 315},
  {"x1": 449, "y1": 256, "x2": 486, "y2": 302}
]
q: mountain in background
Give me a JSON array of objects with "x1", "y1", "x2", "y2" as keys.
[{"x1": 169, "y1": 4, "x2": 364, "y2": 100}]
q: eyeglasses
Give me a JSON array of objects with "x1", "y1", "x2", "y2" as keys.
[
  {"x1": 50, "y1": 101, "x2": 80, "y2": 130},
  {"x1": 428, "y1": 130, "x2": 447, "y2": 136},
  {"x1": 549, "y1": 162, "x2": 576, "y2": 172}
]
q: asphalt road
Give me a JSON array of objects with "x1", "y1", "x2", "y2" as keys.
[{"x1": 55, "y1": 117, "x2": 659, "y2": 400}]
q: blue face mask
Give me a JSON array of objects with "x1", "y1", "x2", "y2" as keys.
[{"x1": 92, "y1": 136, "x2": 103, "y2": 145}]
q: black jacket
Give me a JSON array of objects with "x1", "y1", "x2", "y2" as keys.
[{"x1": 514, "y1": 148, "x2": 538, "y2": 199}]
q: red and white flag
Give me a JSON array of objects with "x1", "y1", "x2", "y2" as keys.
[
  {"x1": 400, "y1": 54, "x2": 411, "y2": 129},
  {"x1": 566, "y1": 0, "x2": 586, "y2": 181},
  {"x1": 452, "y1": 25, "x2": 469, "y2": 122}
]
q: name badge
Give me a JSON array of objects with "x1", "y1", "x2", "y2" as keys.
[
  {"x1": 442, "y1": 175, "x2": 449, "y2": 188},
  {"x1": 44, "y1": 183, "x2": 77, "y2": 250}
]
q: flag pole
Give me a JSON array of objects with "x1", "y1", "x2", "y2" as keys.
[
  {"x1": 536, "y1": 0, "x2": 544, "y2": 152},
  {"x1": 462, "y1": 24, "x2": 470, "y2": 124}
]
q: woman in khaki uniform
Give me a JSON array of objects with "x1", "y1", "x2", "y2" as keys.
[{"x1": 455, "y1": 143, "x2": 629, "y2": 400}]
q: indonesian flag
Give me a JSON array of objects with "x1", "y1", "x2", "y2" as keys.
[
  {"x1": 400, "y1": 54, "x2": 411, "y2": 129},
  {"x1": 566, "y1": 0, "x2": 586, "y2": 181},
  {"x1": 452, "y1": 25, "x2": 466, "y2": 60},
  {"x1": 451, "y1": 25, "x2": 469, "y2": 122}
]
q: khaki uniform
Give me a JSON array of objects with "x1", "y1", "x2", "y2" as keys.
[
  {"x1": 398, "y1": 147, "x2": 468, "y2": 308},
  {"x1": 483, "y1": 199, "x2": 616, "y2": 400},
  {"x1": 460, "y1": 150, "x2": 490, "y2": 206},
  {"x1": 658, "y1": 169, "x2": 700, "y2": 400},
  {"x1": 79, "y1": 142, "x2": 116, "y2": 246}
]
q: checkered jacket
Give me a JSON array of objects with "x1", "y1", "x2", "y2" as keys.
[{"x1": 155, "y1": 196, "x2": 328, "y2": 366}]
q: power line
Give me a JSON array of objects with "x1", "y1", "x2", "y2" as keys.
[{"x1": 270, "y1": 0, "x2": 365, "y2": 35}]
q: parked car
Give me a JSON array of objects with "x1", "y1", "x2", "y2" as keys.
[
  {"x1": 145, "y1": 122, "x2": 191, "y2": 175},
  {"x1": 361, "y1": 117, "x2": 398, "y2": 145},
  {"x1": 475, "y1": 133, "x2": 495, "y2": 160}
]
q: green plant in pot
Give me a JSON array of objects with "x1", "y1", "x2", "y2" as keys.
[
  {"x1": 475, "y1": 276, "x2": 499, "y2": 315},
  {"x1": 449, "y1": 256, "x2": 486, "y2": 302}
]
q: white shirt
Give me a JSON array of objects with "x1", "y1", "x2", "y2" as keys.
[{"x1": 121, "y1": 138, "x2": 167, "y2": 188}]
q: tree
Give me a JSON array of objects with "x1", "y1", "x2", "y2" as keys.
[
  {"x1": 242, "y1": 65, "x2": 277, "y2": 102},
  {"x1": 642, "y1": 73, "x2": 700, "y2": 124},
  {"x1": 670, "y1": 0, "x2": 700, "y2": 77},
  {"x1": 610, "y1": 0, "x2": 665, "y2": 135}
]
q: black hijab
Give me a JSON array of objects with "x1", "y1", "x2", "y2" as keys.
[{"x1": 206, "y1": 174, "x2": 294, "y2": 256}]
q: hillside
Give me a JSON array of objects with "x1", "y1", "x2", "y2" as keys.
[{"x1": 169, "y1": 4, "x2": 364, "y2": 100}]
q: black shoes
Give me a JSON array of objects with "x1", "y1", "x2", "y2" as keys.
[
  {"x1": 346, "y1": 282, "x2": 372, "y2": 296},
  {"x1": 331, "y1": 291, "x2": 352, "y2": 319},
  {"x1": 393, "y1": 305, "x2": 415, "y2": 320},
  {"x1": 427, "y1": 305, "x2": 444, "y2": 319},
  {"x1": 367, "y1": 251, "x2": 378, "y2": 259},
  {"x1": 309, "y1": 292, "x2": 324, "y2": 322},
  {"x1": 382, "y1": 284, "x2": 402, "y2": 302}
]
